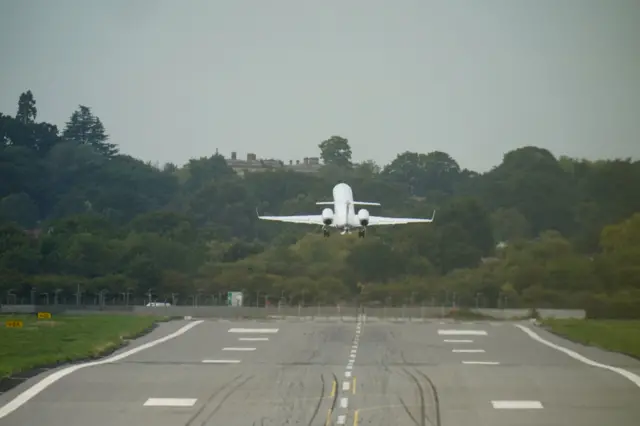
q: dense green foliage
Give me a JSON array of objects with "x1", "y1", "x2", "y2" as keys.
[{"x1": 1, "y1": 91, "x2": 639, "y2": 316}]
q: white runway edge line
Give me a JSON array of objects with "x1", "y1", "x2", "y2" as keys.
[
  {"x1": 144, "y1": 398, "x2": 197, "y2": 407},
  {"x1": 492, "y1": 400, "x2": 543, "y2": 409},
  {"x1": 227, "y1": 328, "x2": 279, "y2": 333},
  {"x1": 438, "y1": 330, "x2": 488, "y2": 336},
  {"x1": 0, "y1": 320, "x2": 204, "y2": 420},
  {"x1": 516, "y1": 324, "x2": 640, "y2": 389}
]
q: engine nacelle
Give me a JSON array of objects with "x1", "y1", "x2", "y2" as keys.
[
  {"x1": 357, "y1": 209, "x2": 369, "y2": 226},
  {"x1": 321, "y1": 208, "x2": 333, "y2": 225}
]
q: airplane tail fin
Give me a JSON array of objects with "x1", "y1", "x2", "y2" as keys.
[{"x1": 352, "y1": 201, "x2": 381, "y2": 206}]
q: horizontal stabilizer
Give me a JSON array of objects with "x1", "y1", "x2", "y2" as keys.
[{"x1": 352, "y1": 201, "x2": 381, "y2": 206}]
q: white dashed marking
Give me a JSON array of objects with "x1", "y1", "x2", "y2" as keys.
[
  {"x1": 227, "y1": 328, "x2": 279, "y2": 333},
  {"x1": 452, "y1": 349, "x2": 485, "y2": 353},
  {"x1": 337, "y1": 415, "x2": 346, "y2": 424},
  {"x1": 462, "y1": 361, "x2": 500, "y2": 365},
  {"x1": 238, "y1": 337, "x2": 269, "y2": 341},
  {"x1": 202, "y1": 359, "x2": 241, "y2": 364},
  {"x1": 342, "y1": 381, "x2": 350, "y2": 391},
  {"x1": 438, "y1": 330, "x2": 487, "y2": 336},
  {"x1": 143, "y1": 398, "x2": 197, "y2": 407},
  {"x1": 222, "y1": 347, "x2": 256, "y2": 351},
  {"x1": 492, "y1": 400, "x2": 543, "y2": 409},
  {"x1": 340, "y1": 397, "x2": 348, "y2": 408},
  {"x1": 345, "y1": 371, "x2": 352, "y2": 378},
  {"x1": 444, "y1": 339, "x2": 473, "y2": 343}
]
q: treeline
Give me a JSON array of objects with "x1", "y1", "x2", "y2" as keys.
[{"x1": 1, "y1": 91, "x2": 639, "y2": 317}]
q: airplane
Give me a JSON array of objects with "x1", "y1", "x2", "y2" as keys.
[{"x1": 256, "y1": 182, "x2": 436, "y2": 238}]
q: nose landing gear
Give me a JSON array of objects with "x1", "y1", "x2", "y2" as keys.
[{"x1": 358, "y1": 228, "x2": 366, "y2": 238}]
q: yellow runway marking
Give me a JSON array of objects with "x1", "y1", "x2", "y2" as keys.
[
  {"x1": 325, "y1": 408, "x2": 332, "y2": 426},
  {"x1": 331, "y1": 380, "x2": 336, "y2": 397},
  {"x1": 353, "y1": 409, "x2": 359, "y2": 425},
  {"x1": 352, "y1": 377, "x2": 356, "y2": 394}
]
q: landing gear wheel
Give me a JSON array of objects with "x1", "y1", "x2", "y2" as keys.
[
  {"x1": 323, "y1": 229, "x2": 330, "y2": 238},
  {"x1": 358, "y1": 229, "x2": 366, "y2": 238}
]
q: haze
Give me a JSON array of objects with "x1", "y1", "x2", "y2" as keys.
[{"x1": 1, "y1": 0, "x2": 639, "y2": 171}]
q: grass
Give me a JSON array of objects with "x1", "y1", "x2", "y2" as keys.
[
  {"x1": 542, "y1": 319, "x2": 640, "y2": 359},
  {"x1": 0, "y1": 314, "x2": 166, "y2": 379}
]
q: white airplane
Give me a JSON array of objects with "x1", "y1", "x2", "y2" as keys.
[{"x1": 257, "y1": 182, "x2": 436, "y2": 237}]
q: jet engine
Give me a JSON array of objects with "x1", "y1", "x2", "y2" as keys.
[
  {"x1": 321, "y1": 208, "x2": 333, "y2": 225},
  {"x1": 357, "y1": 209, "x2": 369, "y2": 226}
]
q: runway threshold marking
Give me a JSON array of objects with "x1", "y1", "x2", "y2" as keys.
[
  {"x1": 491, "y1": 400, "x2": 543, "y2": 409},
  {"x1": 0, "y1": 320, "x2": 204, "y2": 420},
  {"x1": 516, "y1": 324, "x2": 640, "y2": 388},
  {"x1": 222, "y1": 347, "x2": 256, "y2": 351},
  {"x1": 144, "y1": 398, "x2": 197, "y2": 407},
  {"x1": 227, "y1": 328, "x2": 279, "y2": 333},
  {"x1": 438, "y1": 330, "x2": 487, "y2": 336},
  {"x1": 202, "y1": 359, "x2": 241, "y2": 364}
]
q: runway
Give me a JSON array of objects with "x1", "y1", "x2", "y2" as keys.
[{"x1": 0, "y1": 316, "x2": 639, "y2": 426}]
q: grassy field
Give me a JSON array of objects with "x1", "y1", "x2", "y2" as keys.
[
  {"x1": 0, "y1": 314, "x2": 166, "y2": 379},
  {"x1": 543, "y1": 319, "x2": 640, "y2": 359}
]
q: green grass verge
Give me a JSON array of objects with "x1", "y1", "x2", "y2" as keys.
[
  {"x1": 542, "y1": 319, "x2": 640, "y2": 359},
  {"x1": 0, "y1": 314, "x2": 167, "y2": 379}
]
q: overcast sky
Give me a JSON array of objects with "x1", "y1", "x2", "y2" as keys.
[{"x1": 1, "y1": 0, "x2": 639, "y2": 172}]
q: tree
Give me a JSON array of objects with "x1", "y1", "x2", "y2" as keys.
[
  {"x1": 319, "y1": 136, "x2": 352, "y2": 168},
  {"x1": 16, "y1": 91, "x2": 37, "y2": 124},
  {"x1": 63, "y1": 105, "x2": 118, "y2": 156}
]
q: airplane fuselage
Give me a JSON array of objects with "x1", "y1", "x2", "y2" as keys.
[{"x1": 330, "y1": 183, "x2": 364, "y2": 232}]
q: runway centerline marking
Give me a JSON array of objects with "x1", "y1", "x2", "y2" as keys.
[
  {"x1": 0, "y1": 320, "x2": 204, "y2": 420},
  {"x1": 492, "y1": 400, "x2": 543, "y2": 409},
  {"x1": 222, "y1": 347, "x2": 256, "y2": 351},
  {"x1": 438, "y1": 329, "x2": 487, "y2": 336},
  {"x1": 516, "y1": 324, "x2": 640, "y2": 388},
  {"x1": 202, "y1": 359, "x2": 241, "y2": 364},
  {"x1": 340, "y1": 397, "x2": 349, "y2": 408},
  {"x1": 144, "y1": 398, "x2": 197, "y2": 407},
  {"x1": 462, "y1": 361, "x2": 500, "y2": 365},
  {"x1": 452, "y1": 349, "x2": 485, "y2": 353},
  {"x1": 228, "y1": 328, "x2": 279, "y2": 333},
  {"x1": 444, "y1": 339, "x2": 473, "y2": 343},
  {"x1": 239, "y1": 337, "x2": 269, "y2": 341},
  {"x1": 337, "y1": 414, "x2": 346, "y2": 425},
  {"x1": 342, "y1": 381, "x2": 350, "y2": 391},
  {"x1": 345, "y1": 371, "x2": 352, "y2": 378}
]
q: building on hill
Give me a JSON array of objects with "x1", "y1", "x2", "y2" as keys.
[{"x1": 225, "y1": 151, "x2": 321, "y2": 176}]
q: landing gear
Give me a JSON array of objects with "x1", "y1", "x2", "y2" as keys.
[
  {"x1": 358, "y1": 228, "x2": 366, "y2": 238},
  {"x1": 322, "y1": 227, "x2": 330, "y2": 238}
]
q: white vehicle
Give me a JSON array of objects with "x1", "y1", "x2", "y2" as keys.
[{"x1": 257, "y1": 182, "x2": 435, "y2": 238}]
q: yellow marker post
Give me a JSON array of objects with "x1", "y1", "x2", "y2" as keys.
[
  {"x1": 352, "y1": 377, "x2": 356, "y2": 394},
  {"x1": 353, "y1": 409, "x2": 359, "y2": 426},
  {"x1": 5, "y1": 320, "x2": 23, "y2": 328},
  {"x1": 37, "y1": 312, "x2": 52, "y2": 319}
]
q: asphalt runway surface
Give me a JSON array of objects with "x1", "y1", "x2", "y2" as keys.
[{"x1": 1, "y1": 316, "x2": 639, "y2": 426}]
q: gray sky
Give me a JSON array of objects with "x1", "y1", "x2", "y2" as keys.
[{"x1": 1, "y1": 0, "x2": 639, "y2": 172}]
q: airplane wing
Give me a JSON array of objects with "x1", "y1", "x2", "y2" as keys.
[
  {"x1": 256, "y1": 209, "x2": 325, "y2": 225},
  {"x1": 367, "y1": 210, "x2": 436, "y2": 226}
]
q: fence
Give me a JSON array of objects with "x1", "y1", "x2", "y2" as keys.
[{"x1": 0, "y1": 304, "x2": 586, "y2": 320}]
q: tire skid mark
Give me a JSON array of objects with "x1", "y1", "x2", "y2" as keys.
[
  {"x1": 201, "y1": 374, "x2": 254, "y2": 426},
  {"x1": 307, "y1": 373, "x2": 326, "y2": 426},
  {"x1": 184, "y1": 373, "x2": 245, "y2": 426}
]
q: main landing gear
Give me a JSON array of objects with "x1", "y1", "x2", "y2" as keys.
[
  {"x1": 322, "y1": 227, "x2": 330, "y2": 237},
  {"x1": 358, "y1": 228, "x2": 366, "y2": 238}
]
